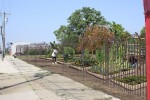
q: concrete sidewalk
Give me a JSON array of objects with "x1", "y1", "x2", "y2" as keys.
[{"x1": 0, "y1": 56, "x2": 120, "y2": 100}]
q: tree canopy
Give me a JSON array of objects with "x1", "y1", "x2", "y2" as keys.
[
  {"x1": 54, "y1": 7, "x2": 131, "y2": 50},
  {"x1": 110, "y1": 22, "x2": 131, "y2": 40},
  {"x1": 140, "y1": 27, "x2": 145, "y2": 38},
  {"x1": 67, "y1": 7, "x2": 109, "y2": 36},
  {"x1": 78, "y1": 25, "x2": 114, "y2": 52},
  {"x1": 54, "y1": 7, "x2": 110, "y2": 48},
  {"x1": 54, "y1": 25, "x2": 78, "y2": 48}
]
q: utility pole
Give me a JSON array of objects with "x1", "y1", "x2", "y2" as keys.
[
  {"x1": 0, "y1": 26, "x2": 3, "y2": 61},
  {"x1": 0, "y1": 12, "x2": 9, "y2": 61},
  {"x1": 2, "y1": 12, "x2": 6, "y2": 59}
]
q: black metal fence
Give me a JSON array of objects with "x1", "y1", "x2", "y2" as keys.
[
  {"x1": 15, "y1": 35, "x2": 146, "y2": 99},
  {"x1": 94, "y1": 36, "x2": 146, "y2": 98}
]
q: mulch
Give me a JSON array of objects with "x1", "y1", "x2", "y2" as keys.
[{"x1": 23, "y1": 58, "x2": 146, "y2": 100}]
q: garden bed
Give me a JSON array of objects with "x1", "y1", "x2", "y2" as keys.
[
  {"x1": 20, "y1": 57, "x2": 146, "y2": 100},
  {"x1": 69, "y1": 64, "x2": 91, "y2": 71},
  {"x1": 57, "y1": 61, "x2": 74, "y2": 65},
  {"x1": 86, "y1": 70, "x2": 109, "y2": 79},
  {"x1": 56, "y1": 59, "x2": 92, "y2": 71},
  {"x1": 87, "y1": 68, "x2": 136, "y2": 80},
  {"x1": 111, "y1": 76, "x2": 147, "y2": 90}
]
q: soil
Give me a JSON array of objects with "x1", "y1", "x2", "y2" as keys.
[{"x1": 22, "y1": 58, "x2": 146, "y2": 100}]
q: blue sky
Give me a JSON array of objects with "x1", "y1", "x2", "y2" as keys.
[{"x1": 0, "y1": 0, "x2": 145, "y2": 45}]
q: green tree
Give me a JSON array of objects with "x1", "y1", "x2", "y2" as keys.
[
  {"x1": 54, "y1": 25, "x2": 68, "y2": 43},
  {"x1": 110, "y1": 22, "x2": 131, "y2": 40},
  {"x1": 54, "y1": 25, "x2": 78, "y2": 48},
  {"x1": 54, "y1": 7, "x2": 110, "y2": 49},
  {"x1": 140, "y1": 27, "x2": 145, "y2": 38},
  {"x1": 68, "y1": 7, "x2": 109, "y2": 36}
]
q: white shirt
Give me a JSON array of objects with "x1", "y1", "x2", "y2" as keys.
[{"x1": 51, "y1": 49, "x2": 58, "y2": 57}]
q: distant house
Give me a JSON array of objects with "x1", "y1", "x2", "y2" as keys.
[{"x1": 10, "y1": 42, "x2": 30, "y2": 56}]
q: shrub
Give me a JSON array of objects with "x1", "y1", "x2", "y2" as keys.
[
  {"x1": 96, "y1": 49, "x2": 104, "y2": 64},
  {"x1": 63, "y1": 47, "x2": 75, "y2": 62},
  {"x1": 89, "y1": 65, "x2": 107, "y2": 75},
  {"x1": 73, "y1": 49, "x2": 95, "y2": 67}
]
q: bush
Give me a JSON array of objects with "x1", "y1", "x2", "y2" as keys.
[
  {"x1": 74, "y1": 49, "x2": 96, "y2": 67},
  {"x1": 89, "y1": 65, "x2": 107, "y2": 75},
  {"x1": 63, "y1": 47, "x2": 75, "y2": 62},
  {"x1": 96, "y1": 49, "x2": 105, "y2": 64}
]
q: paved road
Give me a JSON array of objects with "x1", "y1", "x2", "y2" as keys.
[{"x1": 0, "y1": 56, "x2": 120, "y2": 100}]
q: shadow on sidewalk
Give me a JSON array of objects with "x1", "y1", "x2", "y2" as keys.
[{"x1": 0, "y1": 72, "x2": 53, "y2": 90}]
